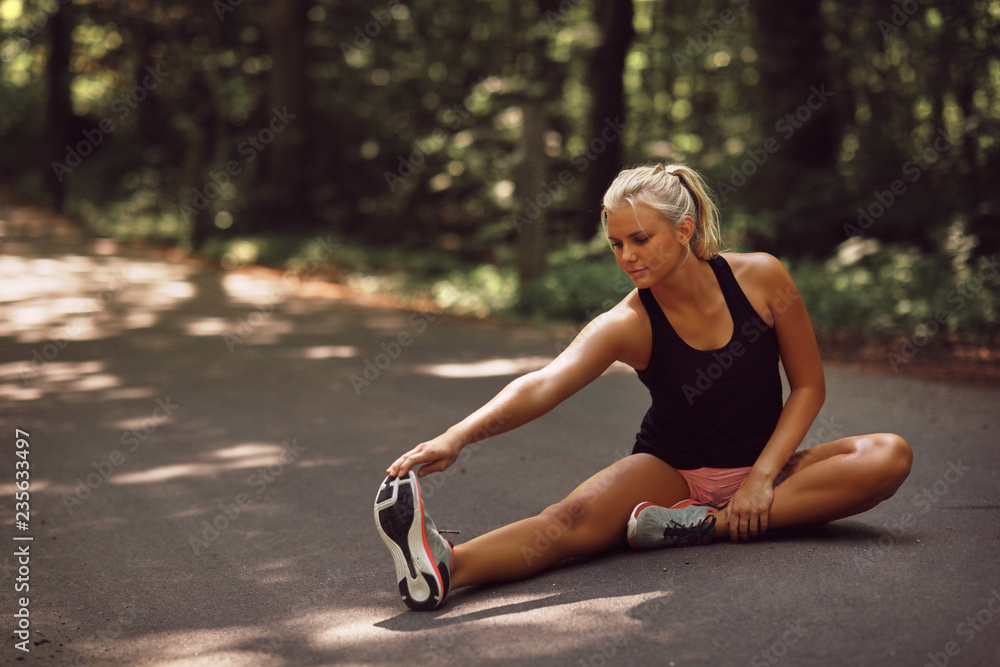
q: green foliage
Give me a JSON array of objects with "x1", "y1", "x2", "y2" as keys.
[
  {"x1": 790, "y1": 239, "x2": 998, "y2": 341},
  {"x1": 432, "y1": 265, "x2": 519, "y2": 316},
  {"x1": 514, "y1": 239, "x2": 633, "y2": 322},
  {"x1": 75, "y1": 184, "x2": 188, "y2": 247},
  {"x1": 3, "y1": 0, "x2": 998, "y2": 347}
]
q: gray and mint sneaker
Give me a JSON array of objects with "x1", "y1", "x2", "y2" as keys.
[
  {"x1": 627, "y1": 499, "x2": 719, "y2": 549},
  {"x1": 374, "y1": 470, "x2": 454, "y2": 611}
]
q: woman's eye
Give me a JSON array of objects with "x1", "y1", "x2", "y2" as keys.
[{"x1": 635, "y1": 236, "x2": 649, "y2": 244}]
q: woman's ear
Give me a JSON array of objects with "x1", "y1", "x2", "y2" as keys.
[{"x1": 676, "y1": 215, "x2": 695, "y2": 246}]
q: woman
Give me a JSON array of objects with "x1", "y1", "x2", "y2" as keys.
[{"x1": 374, "y1": 163, "x2": 913, "y2": 611}]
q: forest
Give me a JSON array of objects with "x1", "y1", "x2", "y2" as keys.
[{"x1": 1, "y1": 0, "x2": 998, "y2": 343}]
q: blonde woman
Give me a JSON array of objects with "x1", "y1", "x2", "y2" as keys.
[{"x1": 374, "y1": 163, "x2": 913, "y2": 610}]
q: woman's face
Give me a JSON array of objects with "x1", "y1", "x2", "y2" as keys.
[{"x1": 605, "y1": 203, "x2": 691, "y2": 287}]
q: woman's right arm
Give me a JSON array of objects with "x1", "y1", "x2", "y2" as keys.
[{"x1": 386, "y1": 301, "x2": 641, "y2": 477}]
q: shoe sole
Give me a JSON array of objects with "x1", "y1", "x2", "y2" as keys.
[{"x1": 374, "y1": 472, "x2": 446, "y2": 611}]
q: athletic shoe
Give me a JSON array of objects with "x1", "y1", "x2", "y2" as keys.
[
  {"x1": 626, "y1": 499, "x2": 719, "y2": 549},
  {"x1": 374, "y1": 470, "x2": 453, "y2": 611}
]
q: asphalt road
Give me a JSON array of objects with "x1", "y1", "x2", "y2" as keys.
[{"x1": 2, "y1": 202, "x2": 999, "y2": 666}]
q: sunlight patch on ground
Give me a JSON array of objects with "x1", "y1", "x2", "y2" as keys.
[
  {"x1": 238, "y1": 319, "x2": 294, "y2": 345},
  {"x1": 222, "y1": 272, "x2": 292, "y2": 306},
  {"x1": 109, "y1": 442, "x2": 309, "y2": 485},
  {"x1": 0, "y1": 253, "x2": 196, "y2": 346},
  {"x1": 412, "y1": 356, "x2": 553, "y2": 378},
  {"x1": 413, "y1": 357, "x2": 635, "y2": 378},
  {"x1": 181, "y1": 317, "x2": 232, "y2": 336},
  {"x1": 309, "y1": 591, "x2": 676, "y2": 663},
  {"x1": 0, "y1": 478, "x2": 50, "y2": 497},
  {"x1": 81, "y1": 626, "x2": 289, "y2": 667},
  {"x1": 284, "y1": 345, "x2": 358, "y2": 360},
  {"x1": 1, "y1": 359, "x2": 126, "y2": 402}
]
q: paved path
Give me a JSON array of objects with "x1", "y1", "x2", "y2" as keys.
[{"x1": 2, "y1": 201, "x2": 999, "y2": 666}]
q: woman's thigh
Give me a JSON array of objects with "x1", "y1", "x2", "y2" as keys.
[{"x1": 776, "y1": 433, "x2": 911, "y2": 484}]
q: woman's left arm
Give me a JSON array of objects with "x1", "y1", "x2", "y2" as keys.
[{"x1": 727, "y1": 254, "x2": 825, "y2": 542}]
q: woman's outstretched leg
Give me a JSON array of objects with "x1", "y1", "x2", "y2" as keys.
[
  {"x1": 449, "y1": 453, "x2": 689, "y2": 589},
  {"x1": 713, "y1": 433, "x2": 913, "y2": 537}
]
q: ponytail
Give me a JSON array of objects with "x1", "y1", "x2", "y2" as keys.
[{"x1": 601, "y1": 162, "x2": 723, "y2": 259}]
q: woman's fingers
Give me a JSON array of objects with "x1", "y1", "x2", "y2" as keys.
[
  {"x1": 386, "y1": 439, "x2": 460, "y2": 478},
  {"x1": 728, "y1": 509, "x2": 767, "y2": 542},
  {"x1": 386, "y1": 449, "x2": 423, "y2": 477}
]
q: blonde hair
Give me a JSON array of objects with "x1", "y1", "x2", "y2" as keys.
[{"x1": 601, "y1": 163, "x2": 723, "y2": 259}]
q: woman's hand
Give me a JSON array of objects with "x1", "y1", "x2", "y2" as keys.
[
  {"x1": 726, "y1": 473, "x2": 775, "y2": 542},
  {"x1": 386, "y1": 433, "x2": 464, "y2": 478}
]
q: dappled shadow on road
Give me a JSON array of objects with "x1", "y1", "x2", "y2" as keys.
[
  {"x1": 5, "y1": 203, "x2": 992, "y2": 665},
  {"x1": 0, "y1": 212, "x2": 603, "y2": 664}
]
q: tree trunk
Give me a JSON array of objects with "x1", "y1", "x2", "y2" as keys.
[
  {"x1": 515, "y1": 101, "x2": 549, "y2": 288},
  {"x1": 751, "y1": 0, "x2": 844, "y2": 257},
  {"x1": 263, "y1": 0, "x2": 310, "y2": 226},
  {"x1": 183, "y1": 73, "x2": 217, "y2": 251},
  {"x1": 44, "y1": 5, "x2": 74, "y2": 211},
  {"x1": 578, "y1": 0, "x2": 634, "y2": 238}
]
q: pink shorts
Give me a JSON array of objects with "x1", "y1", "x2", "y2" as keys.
[{"x1": 675, "y1": 466, "x2": 754, "y2": 508}]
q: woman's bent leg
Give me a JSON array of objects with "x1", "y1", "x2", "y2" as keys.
[
  {"x1": 714, "y1": 433, "x2": 913, "y2": 536},
  {"x1": 449, "y1": 453, "x2": 689, "y2": 589}
]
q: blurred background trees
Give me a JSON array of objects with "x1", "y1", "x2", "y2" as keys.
[{"x1": 1, "y1": 0, "x2": 997, "y2": 335}]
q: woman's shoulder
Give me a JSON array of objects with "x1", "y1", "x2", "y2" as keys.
[
  {"x1": 598, "y1": 290, "x2": 653, "y2": 368},
  {"x1": 604, "y1": 288, "x2": 647, "y2": 327},
  {"x1": 720, "y1": 251, "x2": 791, "y2": 287},
  {"x1": 720, "y1": 252, "x2": 797, "y2": 325}
]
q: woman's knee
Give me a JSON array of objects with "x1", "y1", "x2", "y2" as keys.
[
  {"x1": 536, "y1": 493, "x2": 621, "y2": 550},
  {"x1": 538, "y1": 499, "x2": 590, "y2": 536},
  {"x1": 861, "y1": 433, "x2": 913, "y2": 494}
]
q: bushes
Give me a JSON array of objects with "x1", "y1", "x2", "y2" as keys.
[
  {"x1": 514, "y1": 239, "x2": 632, "y2": 322},
  {"x1": 789, "y1": 238, "x2": 997, "y2": 342},
  {"x1": 71, "y1": 199, "x2": 997, "y2": 344}
]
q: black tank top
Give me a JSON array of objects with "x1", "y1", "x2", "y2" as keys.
[{"x1": 633, "y1": 255, "x2": 783, "y2": 469}]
